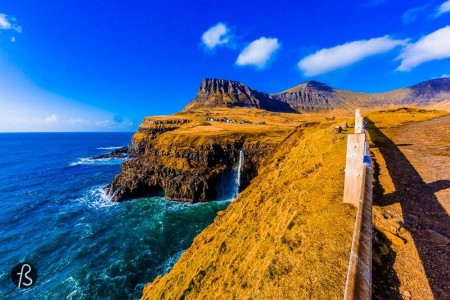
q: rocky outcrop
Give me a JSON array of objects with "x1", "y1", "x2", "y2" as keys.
[
  {"x1": 107, "y1": 137, "x2": 277, "y2": 202},
  {"x1": 106, "y1": 116, "x2": 282, "y2": 202},
  {"x1": 184, "y1": 78, "x2": 296, "y2": 113},
  {"x1": 93, "y1": 146, "x2": 128, "y2": 159}
]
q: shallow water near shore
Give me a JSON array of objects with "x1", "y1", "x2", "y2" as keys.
[{"x1": 0, "y1": 133, "x2": 230, "y2": 299}]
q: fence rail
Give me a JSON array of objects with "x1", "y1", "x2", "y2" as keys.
[{"x1": 343, "y1": 109, "x2": 373, "y2": 300}]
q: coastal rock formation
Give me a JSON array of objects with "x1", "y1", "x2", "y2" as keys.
[
  {"x1": 184, "y1": 78, "x2": 296, "y2": 113},
  {"x1": 107, "y1": 139, "x2": 276, "y2": 202},
  {"x1": 106, "y1": 114, "x2": 284, "y2": 202},
  {"x1": 93, "y1": 146, "x2": 128, "y2": 159}
]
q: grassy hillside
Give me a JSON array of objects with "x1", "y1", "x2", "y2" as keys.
[{"x1": 142, "y1": 119, "x2": 356, "y2": 299}]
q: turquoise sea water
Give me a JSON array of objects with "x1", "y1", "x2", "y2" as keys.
[{"x1": 0, "y1": 133, "x2": 230, "y2": 299}]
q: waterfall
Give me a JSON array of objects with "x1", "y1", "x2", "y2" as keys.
[
  {"x1": 232, "y1": 149, "x2": 244, "y2": 199},
  {"x1": 216, "y1": 149, "x2": 245, "y2": 200}
]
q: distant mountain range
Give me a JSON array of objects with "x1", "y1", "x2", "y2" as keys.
[{"x1": 184, "y1": 78, "x2": 450, "y2": 112}]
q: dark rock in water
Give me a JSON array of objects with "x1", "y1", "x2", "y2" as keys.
[{"x1": 94, "y1": 146, "x2": 128, "y2": 159}]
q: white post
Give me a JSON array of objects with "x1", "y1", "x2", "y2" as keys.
[
  {"x1": 355, "y1": 116, "x2": 364, "y2": 134},
  {"x1": 343, "y1": 133, "x2": 366, "y2": 206}
]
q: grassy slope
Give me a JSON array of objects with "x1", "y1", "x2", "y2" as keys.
[{"x1": 142, "y1": 120, "x2": 356, "y2": 299}]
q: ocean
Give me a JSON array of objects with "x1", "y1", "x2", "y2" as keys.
[{"x1": 0, "y1": 133, "x2": 230, "y2": 299}]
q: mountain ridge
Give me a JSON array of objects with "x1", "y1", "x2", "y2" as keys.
[{"x1": 183, "y1": 78, "x2": 450, "y2": 112}]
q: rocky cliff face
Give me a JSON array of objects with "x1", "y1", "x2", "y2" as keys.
[
  {"x1": 107, "y1": 117, "x2": 282, "y2": 202},
  {"x1": 184, "y1": 78, "x2": 295, "y2": 113}
]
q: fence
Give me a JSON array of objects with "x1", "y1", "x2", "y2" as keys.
[{"x1": 343, "y1": 109, "x2": 373, "y2": 300}]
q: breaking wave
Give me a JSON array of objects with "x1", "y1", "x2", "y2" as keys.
[
  {"x1": 96, "y1": 146, "x2": 124, "y2": 150},
  {"x1": 69, "y1": 157, "x2": 127, "y2": 167}
]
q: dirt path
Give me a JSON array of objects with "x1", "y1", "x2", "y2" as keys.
[{"x1": 370, "y1": 115, "x2": 450, "y2": 300}]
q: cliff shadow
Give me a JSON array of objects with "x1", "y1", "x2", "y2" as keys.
[{"x1": 366, "y1": 118, "x2": 450, "y2": 299}]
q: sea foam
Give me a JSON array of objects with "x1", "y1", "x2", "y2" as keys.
[
  {"x1": 96, "y1": 146, "x2": 124, "y2": 150},
  {"x1": 69, "y1": 157, "x2": 127, "y2": 167}
]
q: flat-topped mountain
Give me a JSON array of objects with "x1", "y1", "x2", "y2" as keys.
[
  {"x1": 184, "y1": 78, "x2": 450, "y2": 112},
  {"x1": 183, "y1": 78, "x2": 295, "y2": 113}
]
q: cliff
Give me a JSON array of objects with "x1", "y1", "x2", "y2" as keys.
[
  {"x1": 184, "y1": 78, "x2": 296, "y2": 113},
  {"x1": 107, "y1": 108, "x2": 312, "y2": 202},
  {"x1": 141, "y1": 120, "x2": 356, "y2": 299}
]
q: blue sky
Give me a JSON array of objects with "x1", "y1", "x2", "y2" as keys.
[{"x1": 0, "y1": 0, "x2": 449, "y2": 132}]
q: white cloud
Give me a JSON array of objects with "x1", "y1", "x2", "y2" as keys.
[
  {"x1": 45, "y1": 114, "x2": 60, "y2": 123},
  {"x1": 437, "y1": 0, "x2": 450, "y2": 16},
  {"x1": 397, "y1": 26, "x2": 450, "y2": 71},
  {"x1": 441, "y1": 74, "x2": 450, "y2": 78},
  {"x1": 298, "y1": 36, "x2": 406, "y2": 76},
  {"x1": 11, "y1": 36, "x2": 16, "y2": 42},
  {"x1": 0, "y1": 13, "x2": 22, "y2": 32},
  {"x1": 201, "y1": 23, "x2": 230, "y2": 49},
  {"x1": 402, "y1": 4, "x2": 430, "y2": 24},
  {"x1": 236, "y1": 37, "x2": 280, "y2": 68},
  {"x1": 0, "y1": 13, "x2": 10, "y2": 29}
]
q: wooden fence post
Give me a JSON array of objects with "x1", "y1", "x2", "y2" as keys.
[
  {"x1": 355, "y1": 117, "x2": 364, "y2": 134},
  {"x1": 343, "y1": 133, "x2": 365, "y2": 206}
]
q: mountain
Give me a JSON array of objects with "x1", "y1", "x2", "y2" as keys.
[
  {"x1": 271, "y1": 80, "x2": 341, "y2": 111},
  {"x1": 372, "y1": 77, "x2": 450, "y2": 106},
  {"x1": 183, "y1": 78, "x2": 450, "y2": 112},
  {"x1": 184, "y1": 78, "x2": 296, "y2": 113}
]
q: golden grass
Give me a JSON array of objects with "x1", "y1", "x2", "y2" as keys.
[
  {"x1": 135, "y1": 107, "x2": 353, "y2": 148},
  {"x1": 142, "y1": 121, "x2": 356, "y2": 300},
  {"x1": 366, "y1": 107, "x2": 448, "y2": 129}
]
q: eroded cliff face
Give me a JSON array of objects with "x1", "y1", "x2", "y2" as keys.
[
  {"x1": 183, "y1": 78, "x2": 295, "y2": 113},
  {"x1": 107, "y1": 114, "x2": 287, "y2": 202}
]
